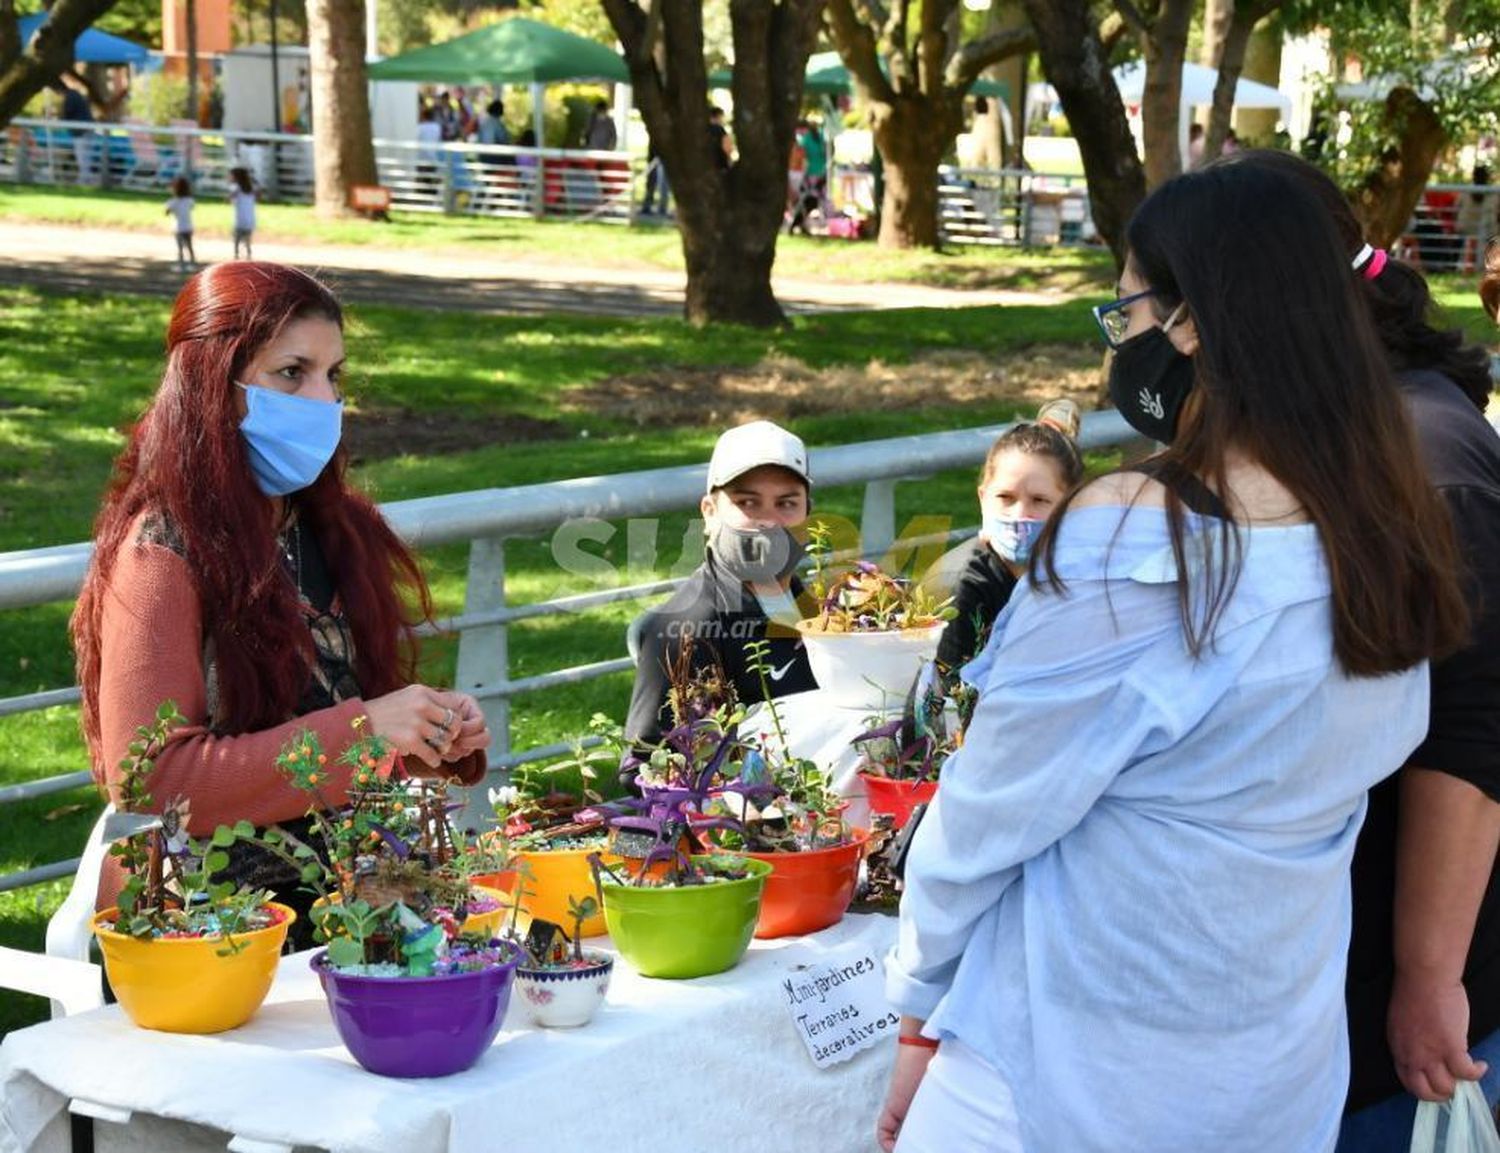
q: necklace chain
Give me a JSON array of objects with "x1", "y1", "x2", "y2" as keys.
[{"x1": 281, "y1": 518, "x2": 303, "y2": 594}]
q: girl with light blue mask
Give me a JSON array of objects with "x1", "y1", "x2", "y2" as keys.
[{"x1": 933, "y1": 400, "x2": 1084, "y2": 672}]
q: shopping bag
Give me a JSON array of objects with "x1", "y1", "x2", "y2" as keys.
[{"x1": 1410, "y1": 1080, "x2": 1500, "y2": 1153}]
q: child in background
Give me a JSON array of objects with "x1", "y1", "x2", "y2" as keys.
[
  {"x1": 164, "y1": 176, "x2": 195, "y2": 272},
  {"x1": 229, "y1": 167, "x2": 257, "y2": 260},
  {"x1": 924, "y1": 398, "x2": 1084, "y2": 672}
]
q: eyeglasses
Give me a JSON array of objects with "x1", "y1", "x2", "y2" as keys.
[{"x1": 1091, "y1": 289, "x2": 1156, "y2": 349}]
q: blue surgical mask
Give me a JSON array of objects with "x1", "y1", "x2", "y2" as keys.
[
  {"x1": 238, "y1": 384, "x2": 343, "y2": 497},
  {"x1": 984, "y1": 515, "x2": 1045, "y2": 565}
]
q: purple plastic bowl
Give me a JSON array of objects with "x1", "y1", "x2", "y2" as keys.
[{"x1": 312, "y1": 943, "x2": 522, "y2": 1078}]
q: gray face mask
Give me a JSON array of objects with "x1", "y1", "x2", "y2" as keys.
[{"x1": 709, "y1": 523, "x2": 804, "y2": 585}]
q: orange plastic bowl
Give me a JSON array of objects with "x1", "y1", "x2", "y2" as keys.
[{"x1": 734, "y1": 829, "x2": 869, "y2": 939}]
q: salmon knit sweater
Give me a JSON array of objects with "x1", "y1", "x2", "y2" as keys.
[{"x1": 92, "y1": 518, "x2": 484, "y2": 906}]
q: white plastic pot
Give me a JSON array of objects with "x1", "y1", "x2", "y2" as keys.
[{"x1": 794, "y1": 620, "x2": 946, "y2": 710}]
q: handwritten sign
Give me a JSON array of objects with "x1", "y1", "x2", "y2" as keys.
[{"x1": 781, "y1": 946, "x2": 899, "y2": 1069}]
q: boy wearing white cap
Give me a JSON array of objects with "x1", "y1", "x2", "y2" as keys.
[{"x1": 624, "y1": 420, "x2": 820, "y2": 747}]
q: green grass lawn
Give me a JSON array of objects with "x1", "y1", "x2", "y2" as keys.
[
  {"x1": 0, "y1": 280, "x2": 1111, "y2": 1035},
  {"x1": 0, "y1": 182, "x2": 1117, "y2": 293}
]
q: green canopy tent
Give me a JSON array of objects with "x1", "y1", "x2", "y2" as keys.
[
  {"x1": 368, "y1": 18, "x2": 627, "y2": 85},
  {"x1": 368, "y1": 18, "x2": 629, "y2": 147}
]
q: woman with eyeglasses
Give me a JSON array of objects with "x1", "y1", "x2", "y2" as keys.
[
  {"x1": 72, "y1": 263, "x2": 490, "y2": 945},
  {"x1": 877, "y1": 163, "x2": 1469, "y2": 1152}
]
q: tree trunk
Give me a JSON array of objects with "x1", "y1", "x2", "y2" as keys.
[
  {"x1": 826, "y1": 0, "x2": 1030, "y2": 251},
  {"x1": 681, "y1": 203, "x2": 784, "y2": 326},
  {"x1": 870, "y1": 97, "x2": 959, "y2": 248},
  {"x1": 602, "y1": 0, "x2": 824, "y2": 328},
  {"x1": 1202, "y1": 2, "x2": 1283, "y2": 163},
  {"x1": 1354, "y1": 86, "x2": 1447, "y2": 249},
  {"x1": 1232, "y1": 17, "x2": 1282, "y2": 140},
  {"x1": 1020, "y1": 0, "x2": 1145, "y2": 266},
  {"x1": 1139, "y1": 0, "x2": 1193, "y2": 187},
  {"x1": 1200, "y1": 0, "x2": 1232, "y2": 66},
  {"x1": 0, "y1": 0, "x2": 121, "y2": 125},
  {"x1": 185, "y1": 0, "x2": 199, "y2": 124},
  {"x1": 306, "y1": 0, "x2": 377, "y2": 218}
]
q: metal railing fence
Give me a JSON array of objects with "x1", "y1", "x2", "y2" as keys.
[
  {"x1": 0, "y1": 411, "x2": 1138, "y2": 891},
  {"x1": 0, "y1": 118, "x2": 1096, "y2": 244}
]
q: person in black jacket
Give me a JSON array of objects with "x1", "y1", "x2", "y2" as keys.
[
  {"x1": 624, "y1": 421, "x2": 819, "y2": 751},
  {"x1": 926, "y1": 400, "x2": 1084, "y2": 673},
  {"x1": 1231, "y1": 150, "x2": 1500, "y2": 1153}
]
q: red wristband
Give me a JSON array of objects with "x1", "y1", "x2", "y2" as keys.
[{"x1": 898, "y1": 1034, "x2": 940, "y2": 1050}]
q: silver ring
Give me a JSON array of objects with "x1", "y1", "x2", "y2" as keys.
[
  {"x1": 441, "y1": 707, "x2": 455, "y2": 730},
  {"x1": 424, "y1": 735, "x2": 444, "y2": 752}
]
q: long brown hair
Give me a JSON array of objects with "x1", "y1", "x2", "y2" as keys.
[
  {"x1": 72, "y1": 262, "x2": 431, "y2": 766},
  {"x1": 1038, "y1": 163, "x2": 1467, "y2": 676}
]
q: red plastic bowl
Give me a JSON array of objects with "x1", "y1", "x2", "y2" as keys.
[{"x1": 860, "y1": 773, "x2": 938, "y2": 829}]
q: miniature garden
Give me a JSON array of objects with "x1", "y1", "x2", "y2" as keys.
[{"x1": 85, "y1": 552, "x2": 969, "y2": 1077}]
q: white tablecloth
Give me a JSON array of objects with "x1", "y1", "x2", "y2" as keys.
[{"x1": 1, "y1": 914, "x2": 897, "y2": 1153}]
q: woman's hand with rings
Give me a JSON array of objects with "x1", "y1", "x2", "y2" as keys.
[
  {"x1": 439, "y1": 694, "x2": 489, "y2": 763},
  {"x1": 363, "y1": 685, "x2": 475, "y2": 771}
]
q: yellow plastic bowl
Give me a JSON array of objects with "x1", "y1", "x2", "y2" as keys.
[
  {"x1": 91, "y1": 902, "x2": 295, "y2": 1034},
  {"x1": 310, "y1": 885, "x2": 509, "y2": 937},
  {"x1": 458, "y1": 884, "x2": 509, "y2": 937},
  {"x1": 514, "y1": 847, "x2": 619, "y2": 937}
]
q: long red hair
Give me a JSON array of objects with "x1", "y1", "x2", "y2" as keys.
[{"x1": 73, "y1": 262, "x2": 431, "y2": 764}]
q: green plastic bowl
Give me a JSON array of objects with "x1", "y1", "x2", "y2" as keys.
[{"x1": 601, "y1": 856, "x2": 772, "y2": 979}]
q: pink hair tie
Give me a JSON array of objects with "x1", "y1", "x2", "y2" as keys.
[{"x1": 1351, "y1": 243, "x2": 1388, "y2": 280}]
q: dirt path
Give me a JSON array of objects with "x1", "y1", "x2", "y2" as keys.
[{"x1": 0, "y1": 220, "x2": 1067, "y2": 320}]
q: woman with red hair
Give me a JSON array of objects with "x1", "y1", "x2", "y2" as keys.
[{"x1": 72, "y1": 262, "x2": 488, "y2": 940}]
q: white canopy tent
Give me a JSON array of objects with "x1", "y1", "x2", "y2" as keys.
[
  {"x1": 1026, "y1": 62, "x2": 1293, "y2": 166},
  {"x1": 1112, "y1": 60, "x2": 1293, "y2": 165}
]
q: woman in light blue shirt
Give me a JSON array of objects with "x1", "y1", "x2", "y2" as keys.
[{"x1": 878, "y1": 162, "x2": 1470, "y2": 1152}]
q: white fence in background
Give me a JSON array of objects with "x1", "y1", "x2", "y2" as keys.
[{"x1": 0, "y1": 117, "x2": 1099, "y2": 246}]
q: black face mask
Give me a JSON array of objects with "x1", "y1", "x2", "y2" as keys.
[{"x1": 1107, "y1": 326, "x2": 1197, "y2": 444}]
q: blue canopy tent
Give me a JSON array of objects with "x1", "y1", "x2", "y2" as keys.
[{"x1": 18, "y1": 12, "x2": 150, "y2": 65}]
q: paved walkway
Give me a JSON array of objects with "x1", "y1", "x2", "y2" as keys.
[{"x1": 0, "y1": 220, "x2": 1060, "y2": 319}]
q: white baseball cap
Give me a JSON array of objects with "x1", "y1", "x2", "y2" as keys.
[{"x1": 705, "y1": 420, "x2": 811, "y2": 494}]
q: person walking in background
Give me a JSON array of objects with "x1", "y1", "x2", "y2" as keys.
[
  {"x1": 786, "y1": 129, "x2": 807, "y2": 217},
  {"x1": 416, "y1": 107, "x2": 442, "y2": 197},
  {"x1": 878, "y1": 160, "x2": 1468, "y2": 1153},
  {"x1": 641, "y1": 139, "x2": 671, "y2": 216},
  {"x1": 164, "y1": 176, "x2": 196, "y2": 273},
  {"x1": 477, "y1": 99, "x2": 512, "y2": 164},
  {"x1": 1186, "y1": 123, "x2": 1205, "y2": 169},
  {"x1": 787, "y1": 119, "x2": 828, "y2": 235},
  {"x1": 708, "y1": 107, "x2": 733, "y2": 171},
  {"x1": 585, "y1": 99, "x2": 617, "y2": 152},
  {"x1": 229, "y1": 167, "x2": 257, "y2": 261},
  {"x1": 58, "y1": 80, "x2": 95, "y2": 185}
]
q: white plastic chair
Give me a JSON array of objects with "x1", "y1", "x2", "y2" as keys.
[
  {"x1": 0, "y1": 804, "x2": 114, "y2": 1018},
  {"x1": 0, "y1": 946, "x2": 102, "y2": 1018},
  {"x1": 45, "y1": 803, "x2": 115, "y2": 969}
]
